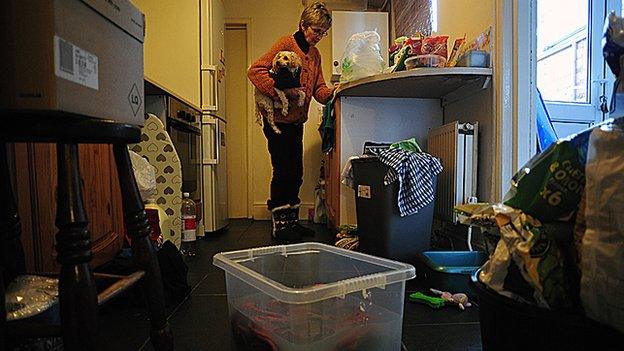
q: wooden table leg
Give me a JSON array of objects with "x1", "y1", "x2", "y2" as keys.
[
  {"x1": 112, "y1": 144, "x2": 173, "y2": 351},
  {"x1": 55, "y1": 143, "x2": 98, "y2": 350},
  {"x1": 0, "y1": 142, "x2": 26, "y2": 285}
]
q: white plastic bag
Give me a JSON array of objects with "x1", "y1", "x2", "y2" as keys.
[
  {"x1": 128, "y1": 149, "x2": 157, "y2": 202},
  {"x1": 580, "y1": 119, "x2": 624, "y2": 333},
  {"x1": 340, "y1": 31, "x2": 386, "y2": 83}
]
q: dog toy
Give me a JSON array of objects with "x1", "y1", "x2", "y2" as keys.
[
  {"x1": 430, "y1": 288, "x2": 472, "y2": 310},
  {"x1": 408, "y1": 292, "x2": 446, "y2": 308}
]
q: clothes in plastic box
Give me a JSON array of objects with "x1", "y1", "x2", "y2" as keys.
[{"x1": 213, "y1": 243, "x2": 415, "y2": 350}]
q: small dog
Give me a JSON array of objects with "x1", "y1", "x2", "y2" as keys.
[{"x1": 254, "y1": 51, "x2": 306, "y2": 134}]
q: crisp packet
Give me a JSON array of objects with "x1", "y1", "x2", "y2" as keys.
[
  {"x1": 480, "y1": 205, "x2": 579, "y2": 310},
  {"x1": 422, "y1": 35, "x2": 449, "y2": 60},
  {"x1": 503, "y1": 126, "x2": 593, "y2": 222},
  {"x1": 447, "y1": 35, "x2": 466, "y2": 67}
]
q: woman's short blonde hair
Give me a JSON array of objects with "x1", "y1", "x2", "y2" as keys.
[{"x1": 300, "y1": 2, "x2": 332, "y2": 30}]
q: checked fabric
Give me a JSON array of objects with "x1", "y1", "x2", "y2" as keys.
[{"x1": 378, "y1": 148, "x2": 443, "y2": 217}]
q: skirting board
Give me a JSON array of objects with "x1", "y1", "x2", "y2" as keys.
[{"x1": 252, "y1": 202, "x2": 315, "y2": 220}]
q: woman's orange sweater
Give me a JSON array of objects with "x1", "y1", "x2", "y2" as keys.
[{"x1": 248, "y1": 35, "x2": 334, "y2": 124}]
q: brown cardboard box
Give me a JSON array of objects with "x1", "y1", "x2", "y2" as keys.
[{"x1": 0, "y1": 0, "x2": 145, "y2": 125}]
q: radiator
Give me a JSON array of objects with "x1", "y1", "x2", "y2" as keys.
[{"x1": 427, "y1": 121, "x2": 478, "y2": 222}]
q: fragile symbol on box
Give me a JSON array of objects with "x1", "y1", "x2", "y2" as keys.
[
  {"x1": 358, "y1": 185, "x2": 371, "y2": 199},
  {"x1": 128, "y1": 83, "x2": 142, "y2": 116}
]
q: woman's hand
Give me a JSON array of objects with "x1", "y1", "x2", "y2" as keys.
[{"x1": 284, "y1": 88, "x2": 305, "y2": 99}]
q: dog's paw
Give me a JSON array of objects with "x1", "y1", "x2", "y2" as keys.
[{"x1": 297, "y1": 92, "x2": 305, "y2": 107}]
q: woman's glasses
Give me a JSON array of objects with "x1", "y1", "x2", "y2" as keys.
[{"x1": 309, "y1": 26, "x2": 329, "y2": 38}]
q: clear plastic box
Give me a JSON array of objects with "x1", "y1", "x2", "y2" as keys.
[
  {"x1": 405, "y1": 54, "x2": 447, "y2": 69},
  {"x1": 213, "y1": 242, "x2": 415, "y2": 350}
]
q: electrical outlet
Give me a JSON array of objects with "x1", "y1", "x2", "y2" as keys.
[{"x1": 358, "y1": 185, "x2": 371, "y2": 199}]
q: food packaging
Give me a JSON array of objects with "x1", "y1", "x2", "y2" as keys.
[{"x1": 405, "y1": 54, "x2": 447, "y2": 69}]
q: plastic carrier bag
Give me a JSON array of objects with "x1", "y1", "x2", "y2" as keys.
[{"x1": 340, "y1": 31, "x2": 386, "y2": 83}]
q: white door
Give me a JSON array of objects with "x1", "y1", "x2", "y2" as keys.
[
  {"x1": 536, "y1": 0, "x2": 621, "y2": 137},
  {"x1": 225, "y1": 24, "x2": 249, "y2": 218}
]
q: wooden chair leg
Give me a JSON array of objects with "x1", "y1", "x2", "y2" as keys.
[
  {"x1": 55, "y1": 143, "x2": 98, "y2": 350},
  {"x1": 1, "y1": 142, "x2": 24, "y2": 351},
  {"x1": 1, "y1": 266, "x2": 5, "y2": 351},
  {"x1": 0, "y1": 142, "x2": 26, "y2": 285},
  {"x1": 112, "y1": 144, "x2": 173, "y2": 351}
]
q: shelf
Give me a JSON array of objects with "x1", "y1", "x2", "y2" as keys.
[{"x1": 335, "y1": 67, "x2": 492, "y2": 100}]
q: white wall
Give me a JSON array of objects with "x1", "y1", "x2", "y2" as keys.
[
  {"x1": 224, "y1": 0, "x2": 333, "y2": 219},
  {"x1": 437, "y1": 0, "x2": 496, "y2": 202}
]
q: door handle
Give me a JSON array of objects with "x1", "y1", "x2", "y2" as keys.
[
  {"x1": 215, "y1": 121, "x2": 220, "y2": 164},
  {"x1": 201, "y1": 65, "x2": 218, "y2": 112},
  {"x1": 202, "y1": 119, "x2": 217, "y2": 165}
]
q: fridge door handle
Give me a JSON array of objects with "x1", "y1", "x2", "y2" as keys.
[
  {"x1": 202, "y1": 119, "x2": 218, "y2": 165},
  {"x1": 215, "y1": 120, "x2": 220, "y2": 164},
  {"x1": 201, "y1": 65, "x2": 218, "y2": 112}
]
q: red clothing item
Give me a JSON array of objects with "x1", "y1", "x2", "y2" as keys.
[{"x1": 248, "y1": 35, "x2": 334, "y2": 124}]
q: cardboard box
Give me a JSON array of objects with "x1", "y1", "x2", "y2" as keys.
[{"x1": 0, "y1": 0, "x2": 145, "y2": 125}]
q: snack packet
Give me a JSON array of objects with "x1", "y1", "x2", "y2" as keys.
[
  {"x1": 422, "y1": 35, "x2": 449, "y2": 60},
  {"x1": 480, "y1": 205, "x2": 579, "y2": 310},
  {"x1": 503, "y1": 126, "x2": 592, "y2": 222},
  {"x1": 447, "y1": 35, "x2": 466, "y2": 67}
]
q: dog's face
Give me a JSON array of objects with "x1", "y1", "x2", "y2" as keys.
[{"x1": 272, "y1": 51, "x2": 302, "y2": 72}]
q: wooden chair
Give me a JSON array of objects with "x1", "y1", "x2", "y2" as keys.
[{"x1": 0, "y1": 110, "x2": 173, "y2": 350}]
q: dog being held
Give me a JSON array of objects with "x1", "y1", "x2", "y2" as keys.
[{"x1": 254, "y1": 51, "x2": 305, "y2": 134}]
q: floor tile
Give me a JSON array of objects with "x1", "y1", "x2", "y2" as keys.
[{"x1": 402, "y1": 323, "x2": 482, "y2": 351}]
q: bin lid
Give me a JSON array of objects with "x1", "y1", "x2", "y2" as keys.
[{"x1": 213, "y1": 242, "x2": 415, "y2": 304}]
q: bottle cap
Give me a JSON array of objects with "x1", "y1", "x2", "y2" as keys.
[{"x1": 183, "y1": 192, "x2": 190, "y2": 198}]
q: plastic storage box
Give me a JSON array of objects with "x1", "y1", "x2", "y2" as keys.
[
  {"x1": 405, "y1": 54, "x2": 447, "y2": 68},
  {"x1": 416, "y1": 251, "x2": 488, "y2": 297},
  {"x1": 456, "y1": 50, "x2": 490, "y2": 68},
  {"x1": 351, "y1": 157, "x2": 435, "y2": 263},
  {"x1": 214, "y1": 243, "x2": 415, "y2": 350}
]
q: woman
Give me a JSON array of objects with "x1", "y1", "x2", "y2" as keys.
[{"x1": 248, "y1": 2, "x2": 336, "y2": 241}]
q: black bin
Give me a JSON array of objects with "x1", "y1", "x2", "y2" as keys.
[
  {"x1": 351, "y1": 157, "x2": 435, "y2": 263},
  {"x1": 470, "y1": 269, "x2": 624, "y2": 350}
]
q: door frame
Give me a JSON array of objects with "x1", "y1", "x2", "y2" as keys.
[
  {"x1": 225, "y1": 18, "x2": 254, "y2": 218},
  {"x1": 494, "y1": 0, "x2": 537, "y2": 199}
]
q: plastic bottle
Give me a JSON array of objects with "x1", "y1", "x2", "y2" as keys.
[{"x1": 181, "y1": 192, "x2": 197, "y2": 257}]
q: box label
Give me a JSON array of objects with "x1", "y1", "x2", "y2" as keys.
[
  {"x1": 54, "y1": 36, "x2": 99, "y2": 90},
  {"x1": 358, "y1": 185, "x2": 371, "y2": 199}
]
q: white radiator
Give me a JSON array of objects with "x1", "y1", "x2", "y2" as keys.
[{"x1": 427, "y1": 121, "x2": 478, "y2": 222}]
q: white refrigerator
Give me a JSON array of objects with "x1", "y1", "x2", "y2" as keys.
[{"x1": 200, "y1": 0, "x2": 228, "y2": 232}]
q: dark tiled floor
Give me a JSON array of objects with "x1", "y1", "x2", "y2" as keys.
[{"x1": 98, "y1": 219, "x2": 482, "y2": 350}]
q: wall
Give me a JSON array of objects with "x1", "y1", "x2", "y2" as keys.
[
  {"x1": 224, "y1": 1, "x2": 333, "y2": 219},
  {"x1": 436, "y1": 0, "x2": 493, "y2": 43},
  {"x1": 437, "y1": 0, "x2": 496, "y2": 202},
  {"x1": 133, "y1": 0, "x2": 200, "y2": 108}
]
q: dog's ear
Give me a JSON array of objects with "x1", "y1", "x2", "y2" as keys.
[
  {"x1": 271, "y1": 53, "x2": 282, "y2": 72},
  {"x1": 291, "y1": 53, "x2": 303, "y2": 68}
]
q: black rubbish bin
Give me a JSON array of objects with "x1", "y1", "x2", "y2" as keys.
[
  {"x1": 351, "y1": 157, "x2": 435, "y2": 264},
  {"x1": 470, "y1": 269, "x2": 624, "y2": 351}
]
